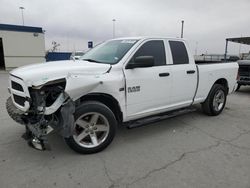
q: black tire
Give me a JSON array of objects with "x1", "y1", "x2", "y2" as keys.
[
  {"x1": 64, "y1": 101, "x2": 117, "y2": 154},
  {"x1": 6, "y1": 97, "x2": 25, "y2": 125},
  {"x1": 235, "y1": 84, "x2": 241, "y2": 91},
  {"x1": 202, "y1": 84, "x2": 227, "y2": 116}
]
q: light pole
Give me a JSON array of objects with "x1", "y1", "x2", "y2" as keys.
[
  {"x1": 181, "y1": 20, "x2": 184, "y2": 38},
  {"x1": 19, "y1": 6, "x2": 25, "y2": 26},
  {"x1": 112, "y1": 19, "x2": 116, "y2": 38}
]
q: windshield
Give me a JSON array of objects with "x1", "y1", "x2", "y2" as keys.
[{"x1": 80, "y1": 39, "x2": 138, "y2": 64}]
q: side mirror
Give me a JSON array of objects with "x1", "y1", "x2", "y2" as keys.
[{"x1": 126, "y1": 56, "x2": 154, "y2": 69}]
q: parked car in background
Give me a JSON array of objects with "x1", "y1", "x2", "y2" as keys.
[
  {"x1": 46, "y1": 52, "x2": 72, "y2": 62},
  {"x1": 70, "y1": 51, "x2": 85, "y2": 60},
  {"x1": 236, "y1": 54, "x2": 250, "y2": 91}
]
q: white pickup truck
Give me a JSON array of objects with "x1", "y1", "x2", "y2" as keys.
[{"x1": 6, "y1": 37, "x2": 238, "y2": 154}]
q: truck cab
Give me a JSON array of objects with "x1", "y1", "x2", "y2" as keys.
[{"x1": 122, "y1": 38, "x2": 197, "y2": 120}]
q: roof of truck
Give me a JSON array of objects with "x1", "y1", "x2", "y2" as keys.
[{"x1": 111, "y1": 36, "x2": 186, "y2": 41}]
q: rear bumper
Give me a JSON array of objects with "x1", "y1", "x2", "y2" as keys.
[{"x1": 238, "y1": 77, "x2": 250, "y2": 85}]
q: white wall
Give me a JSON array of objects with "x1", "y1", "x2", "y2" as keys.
[{"x1": 0, "y1": 30, "x2": 45, "y2": 69}]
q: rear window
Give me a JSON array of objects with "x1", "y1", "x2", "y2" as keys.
[{"x1": 169, "y1": 41, "x2": 189, "y2": 64}]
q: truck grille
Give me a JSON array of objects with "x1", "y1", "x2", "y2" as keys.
[
  {"x1": 13, "y1": 94, "x2": 26, "y2": 106},
  {"x1": 11, "y1": 81, "x2": 24, "y2": 91},
  {"x1": 9, "y1": 75, "x2": 30, "y2": 111}
]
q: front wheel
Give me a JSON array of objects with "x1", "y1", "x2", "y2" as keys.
[
  {"x1": 202, "y1": 84, "x2": 227, "y2": 116},
  {"x1": 65, "y1": 101, "x2": 117, "y2": 154}
]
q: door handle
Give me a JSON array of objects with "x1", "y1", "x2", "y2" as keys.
[
  {"x1": 186, "y1": 70, "x2": 196, "y2": 74},
  {"x1": 159, "y1": 72, "x2": 170, "y2": 77}
]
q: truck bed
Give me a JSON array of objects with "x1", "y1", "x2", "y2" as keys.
[
  {"x1": 194, "y1": 62, "x2": 238, "y2": 103},
  {"x1": 195, "y1": 61, "x2": 232, "y2": 64}
]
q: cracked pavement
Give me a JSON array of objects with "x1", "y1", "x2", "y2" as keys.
[{"x1": 0, "y1": 72, "x2": 250, "y2": 188}]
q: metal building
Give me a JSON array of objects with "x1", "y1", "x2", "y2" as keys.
[{"x1": 0, "y1": 24, "x2": 45, "y2": 70}]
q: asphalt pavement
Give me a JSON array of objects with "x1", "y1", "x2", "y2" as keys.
[{"x1": 0, "y1": 71, "x2": 250, "y2": 188}]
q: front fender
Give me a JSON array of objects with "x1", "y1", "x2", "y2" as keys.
[{"x1": 65, "y1": 73, "x2": 103, "y2": 101}]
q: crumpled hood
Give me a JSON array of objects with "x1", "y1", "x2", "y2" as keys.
[{"x1": 10, "y1": 60, "x2": 111, "y2": 86}]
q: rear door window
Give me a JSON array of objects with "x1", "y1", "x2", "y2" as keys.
[{"x1": 169, "y1": 41, "x2": 189, "y2": 64}]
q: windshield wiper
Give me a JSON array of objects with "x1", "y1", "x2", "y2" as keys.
[{"x1": 82, "y1": 58, "x2": 101, "y2": 63}]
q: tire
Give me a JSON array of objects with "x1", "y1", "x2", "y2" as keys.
[
  {"x1": 6, "y1": 97, "x2": 25, "y2": 125},
  {"x1": 235, "y1": 84, "x2": 241, "y2": 91},
  {"x1": 202, "y1": 84, "x2": 227, "y2": 116},
  {"x1": 64, "y1": 101, "x2": 117, "y2": 154}
]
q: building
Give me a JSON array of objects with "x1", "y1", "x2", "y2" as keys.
[{"x1": 0, "y1": 24, "x2": 45, "y2": 70}]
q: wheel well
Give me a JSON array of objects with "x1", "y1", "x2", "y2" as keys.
[
  {"x1": 214, "y1": 78, "x2": 229, "y2": 94},
  {"x1": 78, "y1": 93, "x2": 123, "y2": 124}
]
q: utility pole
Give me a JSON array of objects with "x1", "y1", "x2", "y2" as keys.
[
  {"x1": 239, "y1": 34, "x2": 242, "y2": 57},
  {"x1": 19, "y1": 7, "x2": 25, "y2": 26},
  {"x1": 181, "y1": 20, "x2": 184, "y2": 38},
  {"x1": 112, "y1": 19, "x2": 116, "y2": 38},
  {"x1": 224, "y1": 39, "x2": 228, "y2": 62}
]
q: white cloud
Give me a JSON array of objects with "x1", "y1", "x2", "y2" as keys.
[{"x1": 1, "y1": 0, "x2": 250, "y2": 54}]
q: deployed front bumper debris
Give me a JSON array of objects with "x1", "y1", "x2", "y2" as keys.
[
  {"x1": 7, "y1": 96, "x2": 76, "y2": 151},
  {"x1": 22, "y1": 125, "x2": 52, "y2": 150}
]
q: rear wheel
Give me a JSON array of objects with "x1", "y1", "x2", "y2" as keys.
[
  {"x1": 65, "y1": 101, "x2": 117, "y2": 154},
  {"x1": 202, "y1": 84, "x2": 227, "y2": 116}
]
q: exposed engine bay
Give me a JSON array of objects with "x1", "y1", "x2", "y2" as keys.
[{"x1": 7, "y1": 78, "x2": 75, "y2": 150}]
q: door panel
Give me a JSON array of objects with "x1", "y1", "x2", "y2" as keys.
[
  {"x1": 170, "y1": 64, "x2": 197, "y2": 106},
  {"x1": 124, "y1": 66, "x2": 172, "y2": 118},
  {"x1": 168, "y1": 40, "x2": 197, "y2": 107},
  {"x1": 124, "y1": 40, "x2": 172, "y2": 120}
]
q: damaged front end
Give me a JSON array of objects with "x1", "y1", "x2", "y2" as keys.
[{"x1": 7, "y1": 78, "x2": 75, "y2": 151}]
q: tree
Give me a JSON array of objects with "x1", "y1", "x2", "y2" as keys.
[{"x1": 50, "y1": 41, "x2": 60, "y2": 52}]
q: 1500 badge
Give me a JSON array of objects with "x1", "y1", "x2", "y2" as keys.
[{"x1": 128, "y1": 86, "x2": 140, "y2": 93}]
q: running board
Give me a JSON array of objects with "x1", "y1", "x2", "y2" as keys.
[{"x1": 125, "y1": 107, "x2": 196, "y2": 129}]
